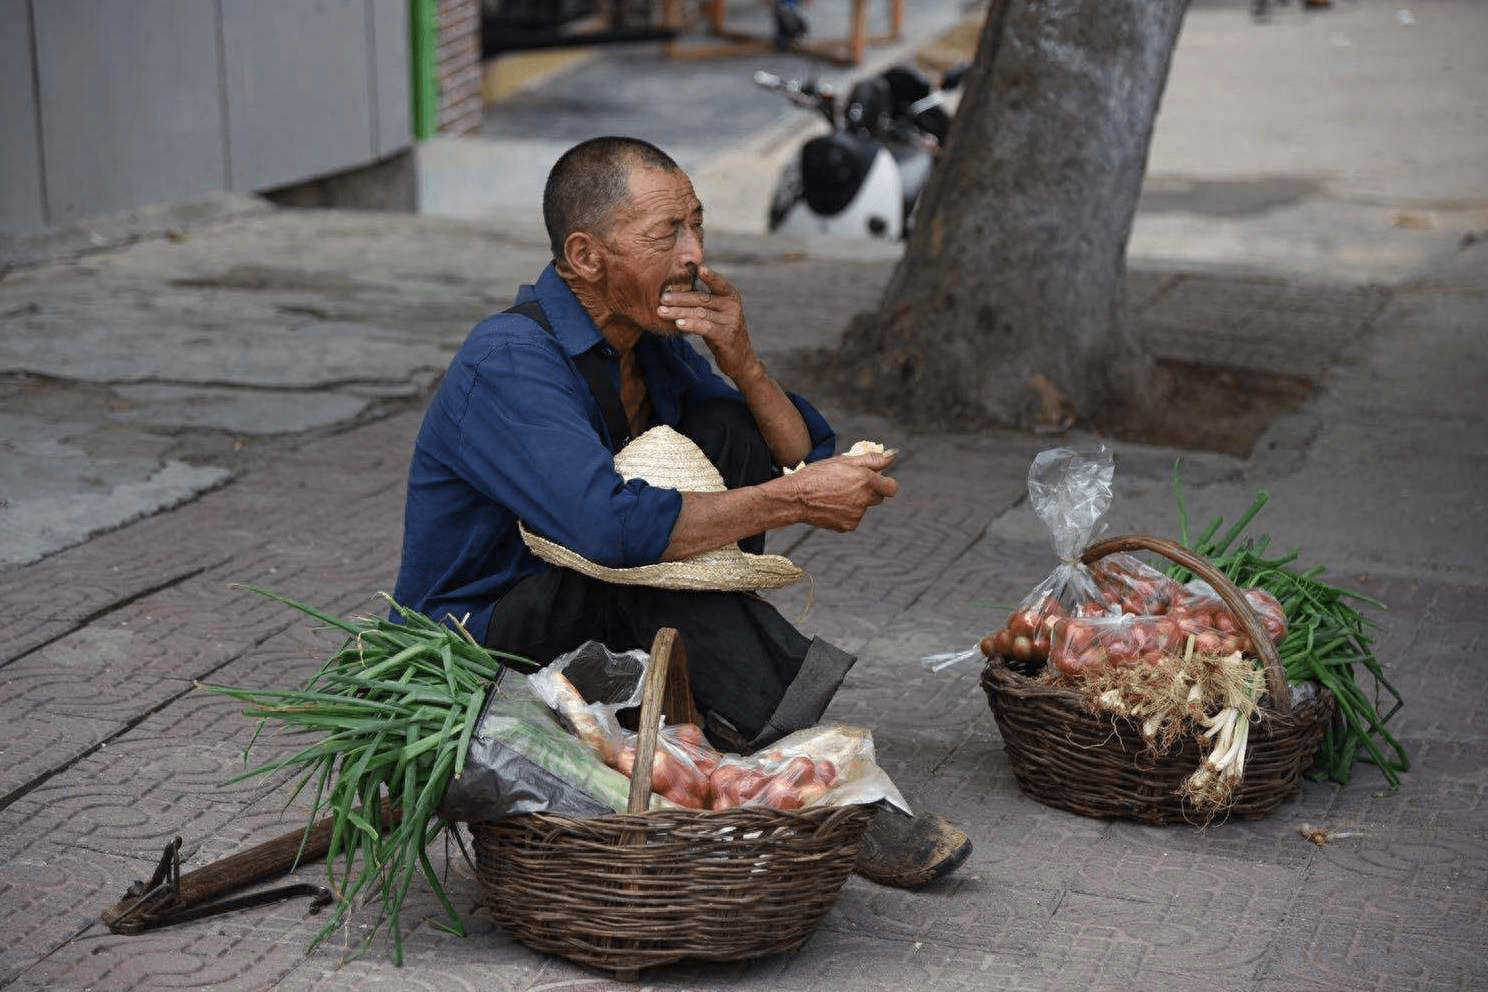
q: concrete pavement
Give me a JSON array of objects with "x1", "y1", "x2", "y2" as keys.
[{"x1": 1, "y1": 0, "x2": 1486, "y2": 989}]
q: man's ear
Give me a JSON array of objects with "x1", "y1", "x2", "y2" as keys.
[{"x1": 562, "y1": 231, "x2": 605, "y2": 283}]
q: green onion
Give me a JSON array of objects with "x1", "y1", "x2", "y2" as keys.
[
  {"x1": 203, "y1": 586, "x2": 538, "y2": 965},
  {"x1": 1166, "y1": 469, "x2": 1409, "y2": 792}
]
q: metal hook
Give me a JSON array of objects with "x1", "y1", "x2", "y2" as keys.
[{"x1": 104, "y1": 835, "x2": 332, "y2": 934}]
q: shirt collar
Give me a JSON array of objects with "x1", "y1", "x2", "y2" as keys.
[{"x1": 516, "y1": 263, "x2": 606, "y2": 357}]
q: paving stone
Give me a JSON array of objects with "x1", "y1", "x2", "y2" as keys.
[
  {"x1": 9, "y1": 486, "x2": 1473, "y2": 992},
  {"x1": 786, "y1": 510, "x2": 979, "y2": 611},
  {"x1": 903, "y1": 539, "x2": 1057, "y2": 628},
  {"x1": 728, "y1": 257, "x2": 901, "y2": 356},
  {"x1": 68, "y1": 729, "x2": 291, "y2": 811},
  {"x1": 1300, "y1": 827, "x2": 1486, "y2": 931},
  {"x1": 1324, "y1": 736, "x2": 1485, "y2": 835},
  {"x1": 2, "y1": 803, "x2": 513, "y2": 990},
  {"x1": 0, "y1": 839, "x2": 143, "y2": 986},
  {"x1": 239, "y1": 411, "x2": 423, "y2": 502},
  {"x1": 1259, "y1": 906, "x2": 1479, "y2": 992},
  {"x1": 270, "y1": 944, "x2": 549, "y2": 992},
  {"x1": 0, "y1": 403, "x2": 414, "y2": 668},
  {"x1": 1, "y1": 626, "x2": 208, "y2": 724},
  {"x1": 14, "y1": 924, "x2": 307, "y2": 991},
  {"x1": 0, "y1": 699, "x2": 314, "y2": 863},
  {"x1": 1343, "y1": 574, "x2": 1484, "y2": 745},
  {"x1": 203, "y1": 630, "x2": 345, "y2": 695},
  {"x1": 1037, "y1": 880, "x2": 1287, "y2": 986},
  {"x1": 1131, "y1": 273, "x2": 1390, "y2": 377},
  {"x1": 0, "y1": 711, "x2": 116, "y2": 806},
  {"x1": 732, "y1": 928, "x2": 1036, "y2": 992},
  {"x1": 766, "y1": 433, "x2": 1039, "y2": 636},
  {"x1": 952, "y1": 804, "x2": 1112, "y2": 894},
  {"x1": 5, "y1": 776, "x2": 244, "y2": 864},
  {"x1": 1250, "y1": 978, "x2": 1363, "y2": 992},
  {"x1": 0, "y1": 538, "x2": 229, "y2": 666},
  {"x1": 632, "y1": 953, "x2": 793, "y2": 991},
  {"x1": 1103, "y1": 786, "x2": 1340, "y2": 870},
  {"x1": 826, "y1": 873, "x2": 1056, "y2": 956}
]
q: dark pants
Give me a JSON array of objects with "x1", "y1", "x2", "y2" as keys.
[{"x1": 483, "y1": 398, "x2": 853, "y2": 751}]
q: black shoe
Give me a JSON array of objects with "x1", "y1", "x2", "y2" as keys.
[{"x1": 854, "y1": 810, "x2": 972, "y2": 890}]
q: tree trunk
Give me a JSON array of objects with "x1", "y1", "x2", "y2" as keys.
[{"x1": 828, "y1": 0, "x2": 1187, "y2": 432}]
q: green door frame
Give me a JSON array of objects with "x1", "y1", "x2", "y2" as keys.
[{"x1": 409, "y1": 0, "x2": 440, "y2": 141}]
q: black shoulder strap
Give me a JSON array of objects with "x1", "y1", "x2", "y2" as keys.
[{"x1": 504, "y1": 299, "x2": 632, "y2": 453}]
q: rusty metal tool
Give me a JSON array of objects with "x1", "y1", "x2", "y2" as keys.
[{"x1": 100, "y1": 805, "x2": 395, "y2": 934}]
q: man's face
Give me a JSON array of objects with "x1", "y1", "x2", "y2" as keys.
[{"x1": 597, "y1": 166, "x2": 704, "y2": 336}]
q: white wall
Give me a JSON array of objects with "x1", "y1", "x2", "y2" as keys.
[{"x1": 0, "y1": 0, "x2": 412, "y2": 235}]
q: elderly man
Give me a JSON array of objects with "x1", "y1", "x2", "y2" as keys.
[{"x1": 393, "y1": 136, "x2": 969, "y2": 889}]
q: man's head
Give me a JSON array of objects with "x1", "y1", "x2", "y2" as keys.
[{"x1": 544, "y1": 136, "x2": 704, "y2": 338}]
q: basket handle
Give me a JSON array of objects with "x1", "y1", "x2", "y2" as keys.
[
  {"x1": 625, "y1": 627, "x2": 700, "y2": 814},
  {"x1": 1081, "y1": 535, "x2": 1292, "y2": 716}
]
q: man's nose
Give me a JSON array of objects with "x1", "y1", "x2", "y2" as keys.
[{"x1": 676, "y1": 226, "x2": 703, "y2": 267}]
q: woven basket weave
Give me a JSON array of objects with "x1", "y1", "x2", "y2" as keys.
[
  {"x1": 471, "y1": 628, "x2": 872, "y2": 978},
  {"x1": 979, "y1": 535, "x2": 1335, "y2": 825}
]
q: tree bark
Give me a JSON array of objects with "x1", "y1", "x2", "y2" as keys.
[{"x1": 827, "y1": 0, "x2": 1187, "y2": 432}]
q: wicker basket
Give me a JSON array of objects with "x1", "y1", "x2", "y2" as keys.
[
  {"x1": 979, "y1": 535, "x2": 1336, "y2": 825},
  {"x1": 470, "y1": 628, "x2": 874, "y2": 978}
]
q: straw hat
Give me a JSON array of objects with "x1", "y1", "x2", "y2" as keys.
[{"x1": 519, "y1": 425, "x2": 805, "y2": 591}]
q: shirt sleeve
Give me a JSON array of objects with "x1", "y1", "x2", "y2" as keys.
[
  {"x1": 444, "y1": 330, "x2": 681, "y2": 568},
  {"x1": 667, "y1": 340, "x2": 837, "y2": 464}
]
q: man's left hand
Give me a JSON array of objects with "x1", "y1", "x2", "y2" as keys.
[{"x1": 658, "y1": 265, "x2": 760, "y2": 383}]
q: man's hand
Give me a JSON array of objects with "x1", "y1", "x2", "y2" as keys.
[
  {"x1": 784, "y1": 450, "x2": 900, "y2": 532},
  {"x1": 659, "y1": 263, "x2": 813, "y2": 468},
  {"x1": 661, "y1": 450, "x2": 899, "y2": 561},
  {"x1": 658, "y1": 265, "x2": 758, "y2": 382}
]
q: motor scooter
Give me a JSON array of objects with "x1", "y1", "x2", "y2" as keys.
[{"x1": 754, "y1": 61, "x2": 967, "y2": 241}]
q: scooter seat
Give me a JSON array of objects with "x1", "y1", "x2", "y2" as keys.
[{"x1": 800, "y1": 133, "x2": 879, "y2": 217}]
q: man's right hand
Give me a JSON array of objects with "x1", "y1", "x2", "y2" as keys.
[
  {"x1": 662, "y1": 451, "x2": 899, "y2": 562},
  {"x1": 784, "y1": 450, "x2": 899, "y2": 531}
]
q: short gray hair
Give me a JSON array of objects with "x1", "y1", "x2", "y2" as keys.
[{"x1": 542, "y1": 136, "x2": 681, "y2": 258}]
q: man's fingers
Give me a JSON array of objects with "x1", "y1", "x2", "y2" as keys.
[
  {"x1": 661, "y1": 288, "x2": 746, "y2": 340},
  {"x1": 669, "y1": 309, "x2": 724, "y2": 335},
  {"x1": 697, "y1": 265, "x2": 734, "y2": 297},
  {"x1": 663, "y1": 293, "x2": 737, "y2": 321},
  {"x1": 844, "y1": 450, "x2": 898, "y2": 472}
]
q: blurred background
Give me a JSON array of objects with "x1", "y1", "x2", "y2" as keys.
[{"x1": 5, "y1": 0, "x2": 1485, "y2": 281}]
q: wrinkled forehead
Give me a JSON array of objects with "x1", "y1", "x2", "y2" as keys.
[{"x1": 620, "y1": 166, "x2": 702, "y2": 222}]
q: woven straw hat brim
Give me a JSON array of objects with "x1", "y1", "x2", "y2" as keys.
[{"x1": 519, "y1": 525, "x2": 804, "y2": 591}]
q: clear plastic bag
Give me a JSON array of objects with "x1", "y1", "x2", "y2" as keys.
[
  {"x1": 1048, "y1": 612, "x2": 1184, "y2": 676},
  {"x1": 529, "y1": 641, "x2": 910, "y2": 814},
  {"x1": 704, "y1": 724, "x2": 909, "y2": 813},
  {"x1": 1022, "y1": 445, "x2": 1117, "y2": 608},
  {"x1": 992, "y1": 447, "x2": 1122, "y2": 667},
  {"x1": 1088, "y1": 551, "x2": 1186, "y2": 616},
  {"x1": 922, "y1": 446, "x2": 1119, "y2": 673},
  {"x1": 528, "y1": 642, "x2": 714, "y2": 809},
  {"x1": 527, "y1": 641, "x2": 646, "y2": 764},
  {"x1": 437, "y1": 685, "x2": 633, "y2": 823},
  {"x1": 1166, "y1": 579, "x2": 1288, "y2": 656}
]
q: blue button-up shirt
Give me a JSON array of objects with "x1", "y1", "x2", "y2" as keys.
[{"x1": 392, "y1": 263, "x2": 836, "y2": 642}]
